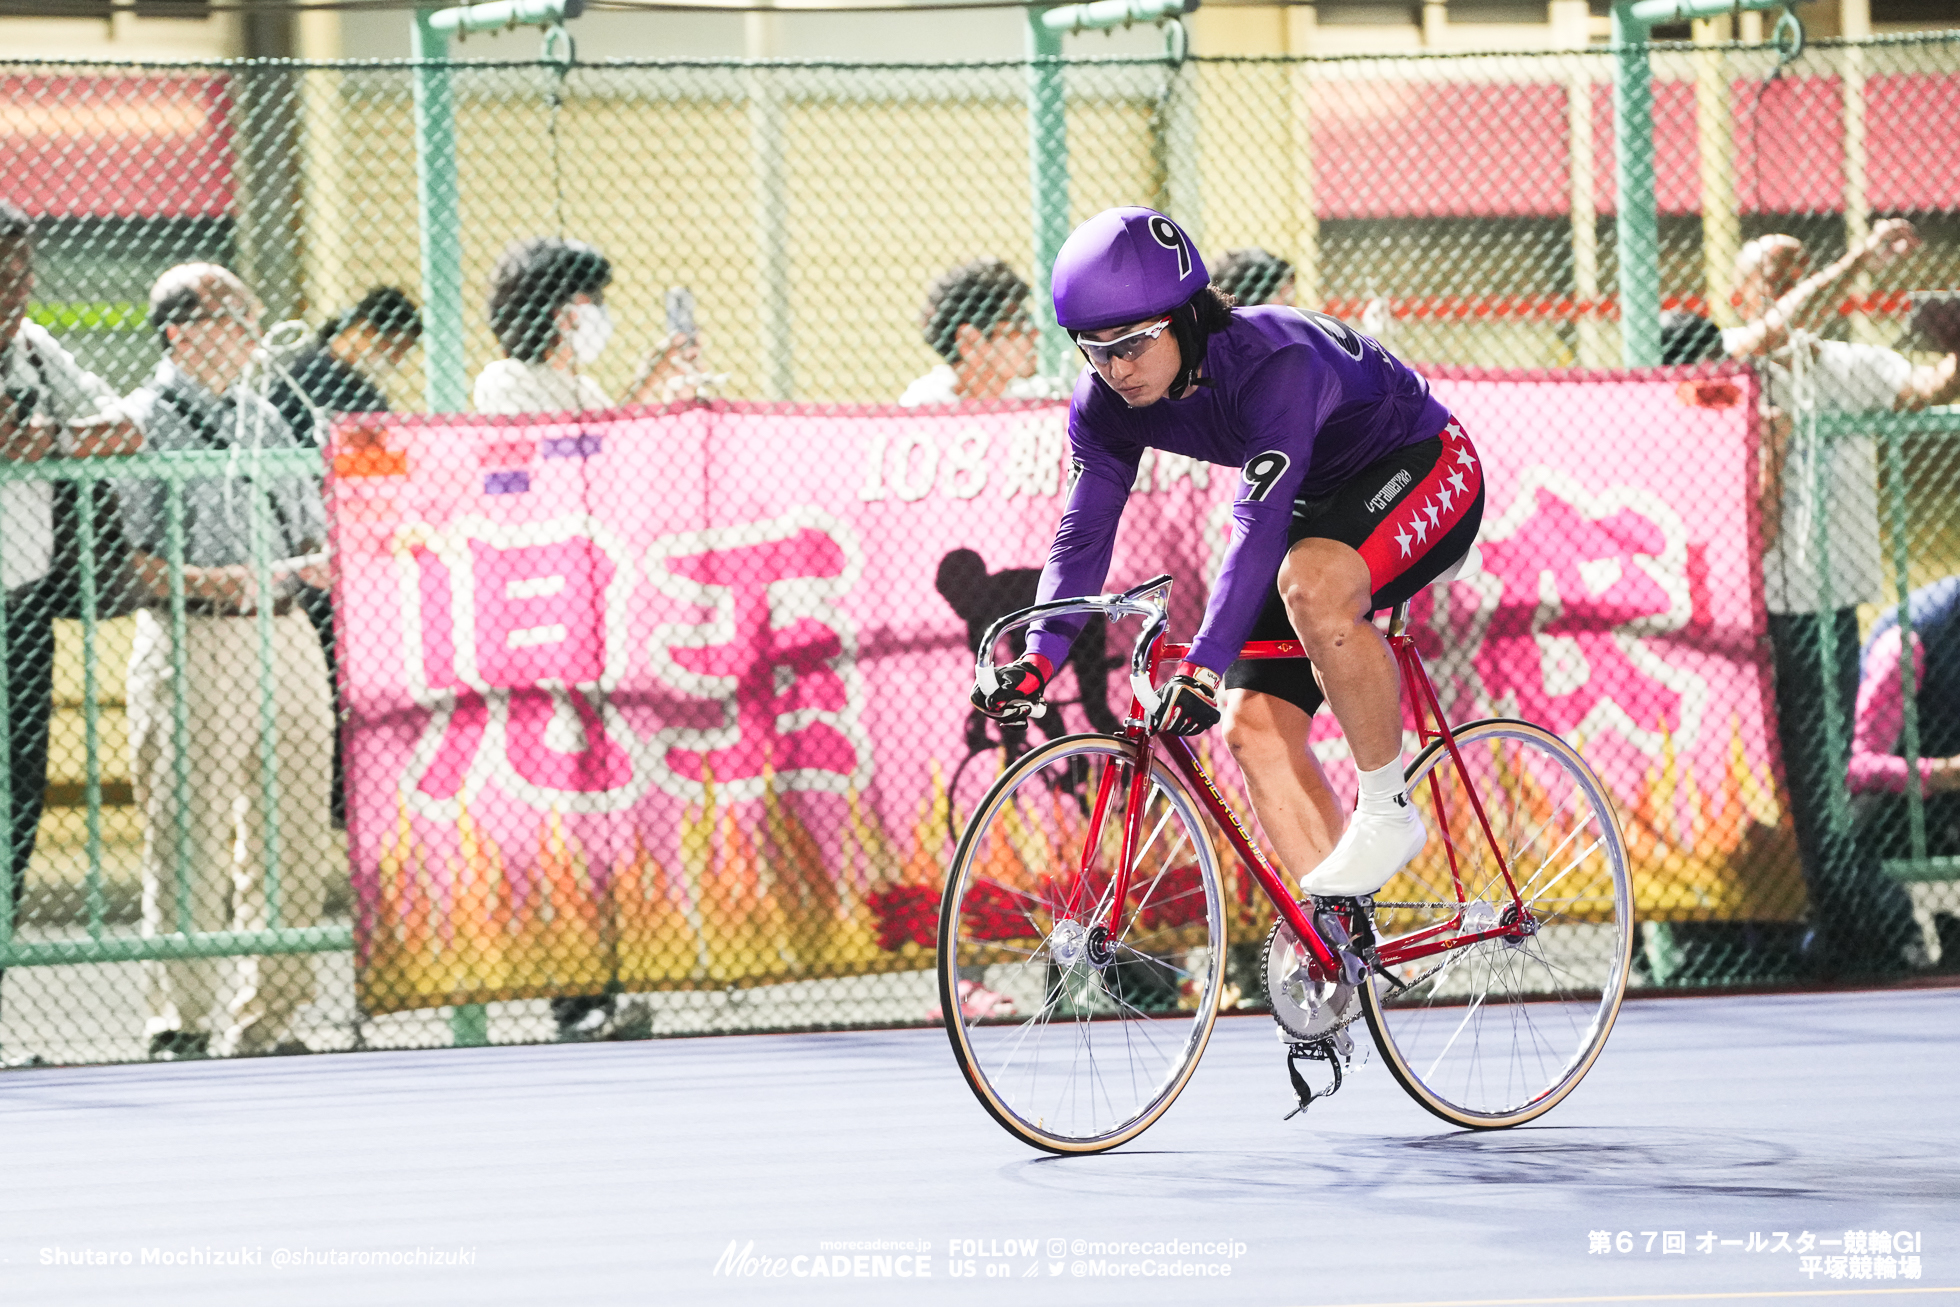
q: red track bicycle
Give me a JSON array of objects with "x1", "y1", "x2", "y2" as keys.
[{"x1": 937, "y1": 575, "x2": 1634, "y2": 1154}]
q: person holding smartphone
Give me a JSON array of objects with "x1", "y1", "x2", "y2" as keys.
[{"x1": 473, "y1": 237, "x2": 704, "y2": 416}]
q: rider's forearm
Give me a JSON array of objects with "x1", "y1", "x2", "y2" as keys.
[{"x1": 1025, "y1": 476, "x2": 1127, "y2": 669}]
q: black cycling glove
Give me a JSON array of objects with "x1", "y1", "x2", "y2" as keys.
[
  {"x1": 972, "y1": 654, "x2": 1052, "y2": 727},
  {"x1": 1150, "y1": 662, "x2": 1222, "y2": 736}
]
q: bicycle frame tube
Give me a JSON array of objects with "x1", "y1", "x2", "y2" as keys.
[
  {"x1": 1157, "y1": 734, "x2": 1341, "y2": 975},
  {"x1": 1390, "y1": 629, "x2": 1521, "y2": 906},
  {"x1": 977, "y1": 583, "x2": 1529, "y2": 980},
  {"x1": 1098, "y1": 632, "x2": 1343, "y2": 974}
]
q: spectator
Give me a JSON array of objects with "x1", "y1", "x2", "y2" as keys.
[
  {"x1": 1722, "y1": 223, "x2": 1960, "y2": 974},
  {"x1": 1851, "y1": 578, "x2": 1960, "y2": 845},
  {"x1": 1212, "y1": 247, "x2": 1295, "y2": 308},
  {"x1": 900, "y1": 259, "x2": 1064, "y2": 406},
  {"x1": 1659, "y1": 309, "x2": 1723, "y2": 366},
  {"x1": 1851, "y1": 578, "x2": 1960, "y2": 970},
  {"x1": 267, "y1": 285, "x2": 421, "y2": 441},
  {"x1": 1723, "y1": 221, "x2": 1922, "y2": 361},
  {"x1": 119, "y1": 263, "x2": 336, "y2": 1059},
  {"x1": 266, "y1": 287, "x2": 419, "y2": 832},
  {"x1": 474, "y1": 236, "x2": 698, "y2": 416},
  {"x1": 0, "y1": 202, "x2": 142, "y2": 1034}
]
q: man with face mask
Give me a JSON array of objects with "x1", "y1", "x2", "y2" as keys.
[{"x1": 474, "y1": 236, "x2": 699, "y2": 416}]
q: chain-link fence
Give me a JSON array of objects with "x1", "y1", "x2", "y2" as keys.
[{"x1": 2, "y1": 31, "x2": 1957, "y2": 1066}]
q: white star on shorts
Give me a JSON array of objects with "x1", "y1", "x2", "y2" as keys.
[{"x1": 1396, "y1": 526, "x2": 1414, "y2": 556}]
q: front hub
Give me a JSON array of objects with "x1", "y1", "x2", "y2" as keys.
[
  {"x1": 1048, "y1": 918, "x2": 1091, "y2": 973},
  {"x1": 1085, "y1": 924, "x2": 1115, "y2": 967}
]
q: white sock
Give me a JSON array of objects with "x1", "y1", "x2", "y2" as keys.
[{"x1": 1353, "y1": 757, "x2": 1407, "y2": 817}]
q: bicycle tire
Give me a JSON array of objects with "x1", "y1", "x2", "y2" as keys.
[
  {"x1": 938, "y1": 733, "x2": 1226, "y2": 1154},
  {"x1": 1359, "y1": 718, "x2": 1633, "y2": 1128}
]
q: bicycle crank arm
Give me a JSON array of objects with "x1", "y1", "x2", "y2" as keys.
[{"x1": 1281, "y1": 1036, "x2": 1349, "y2": 1120}]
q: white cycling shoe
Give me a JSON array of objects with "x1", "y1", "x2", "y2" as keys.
[{"x1": 1299, "y1": 801, "x2": 1428, "y2": 898}]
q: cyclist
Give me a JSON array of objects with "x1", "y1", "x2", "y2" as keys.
[{"x1": 972, "y1": 207, "x2": 1483, "y2": 898}]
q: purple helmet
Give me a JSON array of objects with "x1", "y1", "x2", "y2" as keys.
[{"x1": 1051, "y1": 207, "x2": 1210, "y2": 332}]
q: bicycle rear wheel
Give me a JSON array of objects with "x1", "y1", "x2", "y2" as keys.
[
  {"x1": 1359, "y1": 718, "x2": 1633, "y2": 1128},
  {"x1": 938, "y1": 734, "x2": 1225, "y2": 1154}
]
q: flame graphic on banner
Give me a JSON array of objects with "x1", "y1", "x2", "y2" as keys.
[{"x1": 356, "y1": 712, "x2": 1797, "y2": 1016}]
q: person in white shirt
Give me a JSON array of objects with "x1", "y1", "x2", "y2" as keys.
[
  {"x1": 898, "y1": 259, "x2": 1068, "y2": 406},
  {"x1": 1720, "y1": 221, "x2": 1960, "y2": 975},
  {"x1": 473, "y1": 236, "x2": 698, "y2": 417},
  {"x1": 0, "y1": 202, "x2": 142, "y2": 1031}
]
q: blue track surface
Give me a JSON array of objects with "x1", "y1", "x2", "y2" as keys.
[{"x1": 6, "y1": 988, "x2": 1957, "y2": 1306}]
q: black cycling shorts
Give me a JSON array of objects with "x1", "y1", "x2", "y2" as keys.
[{"x1": 1223, "y1": 417, "x2": 1484, "y2": 718}]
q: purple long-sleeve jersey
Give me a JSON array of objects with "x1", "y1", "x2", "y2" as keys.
[{"x1": 1026, "y1": 306, "x2": 1451, "y2": 675}]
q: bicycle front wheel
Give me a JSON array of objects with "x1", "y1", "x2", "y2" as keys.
[
  {"x1": 1360, "y1": 718, "x2": 1633, "y2": 1128},
  {"x1": 938, "y1": 734, "x2": 1225, "y2": 1154}
]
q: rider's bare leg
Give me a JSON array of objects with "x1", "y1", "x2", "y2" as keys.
[
  {"x1": 1276, "y1": 537, "x2": 1426, "y2": 895},
  {"x1": 1220, "y1": 689, "x2": 1345, "y2": 878},
  {"x1": 1275, "y1": 538, "x2": 1399, "y2": 769}
]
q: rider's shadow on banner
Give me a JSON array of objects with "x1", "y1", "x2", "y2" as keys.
[{"x1": 934, "y1": 547, "x2": 1120, "y2": 753}]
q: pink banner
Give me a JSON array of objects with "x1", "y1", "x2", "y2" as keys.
[
  {"x1": 1394, "y1": 368, "x2": 1797, "y2": 924},
  {"x1": 336, "y1": 373, "x2": 1794, "y2": 1013}
]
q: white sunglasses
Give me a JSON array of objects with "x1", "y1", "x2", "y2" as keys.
[{"x1": 1072, "y1": 318, "x2": 1172, "y2": 367}]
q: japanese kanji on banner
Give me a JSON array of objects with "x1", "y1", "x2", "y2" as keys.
[
  {"x1": 332, "y1": 401, "x2": 1223, "y2": 1013},
  {"x1": 333, "y1": 371, "x2": 1789, "y2": 1015},
  {"x1": 1420, "y1": 367, "x2": 1795, "y2": 924}
]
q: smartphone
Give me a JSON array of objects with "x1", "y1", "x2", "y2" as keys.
[{"x1": 665, "y1": 286, "x2": 697, "y2": 345}]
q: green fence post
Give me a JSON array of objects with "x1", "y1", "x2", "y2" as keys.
[
  {"x1": 417, "y1": 0, "x2": 579, "y2": 1043},
  {"x1": 1617, "y1": 0, "x2": 1796, "y2": 366},
  {"x1": 1026, "y1": 9, "x2": 1070, "y2": 380},
  {"x1": 413, "y1": 11, "x2": 468, "y2": 416},
  {"x1": 1611, "y1": 2, "x2": 1661, "y2": 368}
]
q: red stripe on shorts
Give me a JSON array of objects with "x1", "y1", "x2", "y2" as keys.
[{"x1": 1355, "y1": 417, "x2": 1482, "y2": 596}]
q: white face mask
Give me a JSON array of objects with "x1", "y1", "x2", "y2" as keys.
[{"x1": 567, "y1": 302, "x2": 613, "y2": 364}]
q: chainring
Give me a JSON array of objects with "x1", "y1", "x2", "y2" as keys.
[{"x1": 1263, "y1": 907, "x2": 1363, "y2": 1042}]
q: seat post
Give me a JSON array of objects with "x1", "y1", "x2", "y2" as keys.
[{"x1": 1386, "y1": 601, "x2": 1411, "y2": 638}]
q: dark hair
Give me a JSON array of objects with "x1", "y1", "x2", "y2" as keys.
[
  {"x1": 487, "y1": 237, "x2": 612, "y2": 362},
  {"x1": 324, "y1": 285, "x2": 422, "y2": 344},
  {"x1": 1212, "y1": 248, "x2": 1293, "y2": 307},
  {"x1": 1659, "y1": 309, "x2": 1723, "y2": 366},
  {"x1": 1166, "y1": 284, "x2": 1237, "y2": 397},
  {"x1": 150, "y1": 285, "x2": 204, "y2": 349},
  {"x1": 922, "y1": 259, "x2": 1030, "y2": 364},
  {"x1": 0, "y1": 201, "x2": 32, "y2": 247}
]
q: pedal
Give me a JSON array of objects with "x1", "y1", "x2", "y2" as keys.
[{"x1": 1281, "y1": 1034, "x2": 1350, "y2": 1121}]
